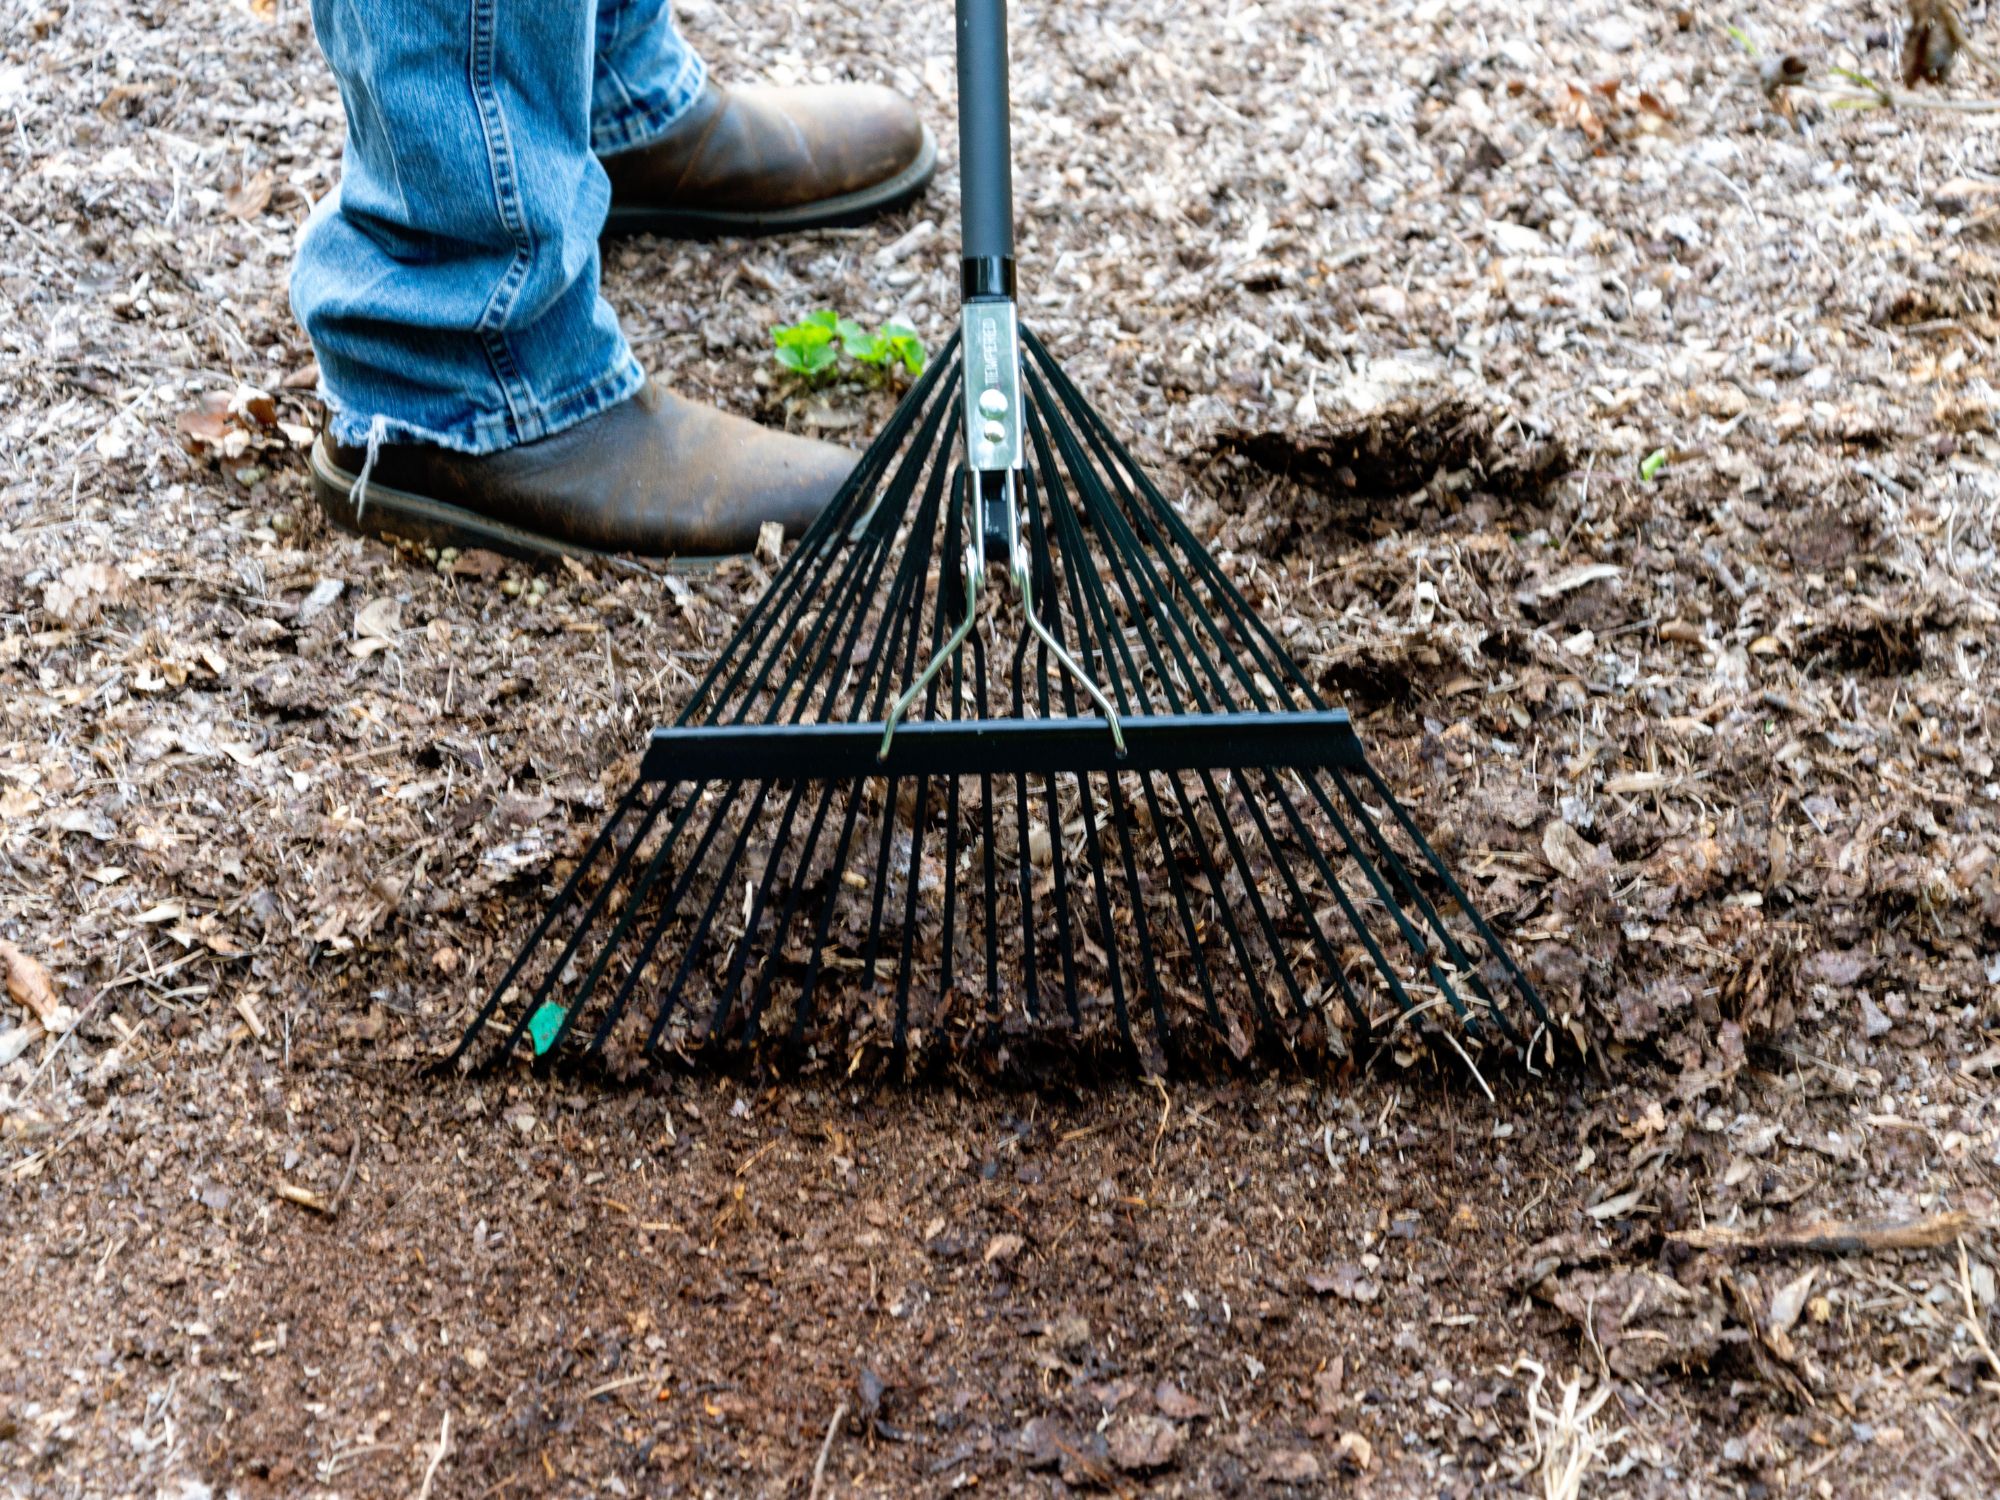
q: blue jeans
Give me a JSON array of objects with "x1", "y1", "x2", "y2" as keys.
[{"x1": 293, "y1": 0, "x2": 707, "y2": 454}]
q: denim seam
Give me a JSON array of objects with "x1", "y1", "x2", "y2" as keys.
[
  {"x1": 321, "y1": 350, "x2": 644, "y2": 456},
  {"x1": 466, "y1": 0, "x2": 538, "y2": 444},
  {"x1": 593, "y1": 2, "x2": 639, "y2": 124},
  {"x1": 591, "y1": 49, "x2": 706, "y2": 157}
]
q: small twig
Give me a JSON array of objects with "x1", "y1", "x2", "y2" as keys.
[
  {"x1": 275, "y1": 1181, "x2": 333, "y2": 1214},
  {"x1": 413, "y1": 1411, "x2": 451, "y2": 1500},
  {"x1": 1368, "y1": 994, "x2": 1496, "y2": 1101},
  {"x1": 1957, "y1": 1239, "x2": 2000, "y2": 1382},
  {"x1": 1670, "y1": 1209, "x2": 1978, "y2": 1254},
  {"x1": 1800, "y1": 77, "x2": 2000, "y2": 113},
  {"x1": 807, "y1": 1401, "x2": 848, "y2": 1500},
  {"x1": 28, "y1": 982, "x2": 111, "y2": 1090},
  {"x1": 331, "y1": 1132, "x2": 363, "y2": 1216}
]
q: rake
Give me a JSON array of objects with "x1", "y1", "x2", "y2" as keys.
[{"x1": 446, "y1": 0, "x2": 1550, "y2": 1078}]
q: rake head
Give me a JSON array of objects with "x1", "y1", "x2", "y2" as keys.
[{"x1": 445, "y1": 329, "x2": 1551, "y2": 1080}]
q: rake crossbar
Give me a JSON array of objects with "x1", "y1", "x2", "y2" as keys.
[{"x1": 641, "y1": 711, "x2": 1365, "y2": 782}]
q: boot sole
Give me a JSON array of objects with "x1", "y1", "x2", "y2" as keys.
[
  {"x1": 307, "y1": 437, "x2": 733, "y2": 575},
  {"x1": 602, "y1": 124, "x2": 937, "y2": 240}
]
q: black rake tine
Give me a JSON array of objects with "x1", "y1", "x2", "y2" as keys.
[
  {"x1": 1025, "y1": 330, "x2": 1319, "y2": 710},
  {"x1": 974, "y1": 630, "x2": 1000, "y2": 1013},
  {"x1": 1023, "y1": 381, "x2": 1258, "y2": 1042},
  {"x1": 1018, "y1": 466, "x2": 1084, "y2": 1024},
  {"x1": 1139, "y1": 774, "x2": 1227, "y2": 1039},
  {"x1": 461, "y1": 779, "x2": 663, "y2": 1069},
  {"x1": 791, "y1": 779, "x2": 873, "y2": 1047},
  {"x1": 698, "y1": 776, "x2": 817, "y2": 1053},
  {"x1": 788, "y1": 430, "x2": 965, "y2": 1041},
  {"x1": 1024, "y1": 419, "x2": 1182, "y2": 1062},
  {"x1": 676, "y1": 339, "x2": 961, "y2": 728},
  {"x1": 941, "y1": 669, "x2": 962, "y2": 1000},
  {"x1": 1303, "y1": 767, "x2": 1494, "y2": 1040},
  {"x1": 718, "y1": 382, "x2": 968, "y2": 1040},
  {"x1": 711, "y1": 365, "x2": 963, "y2": 728},
  {"x1": 540, "y1": 785, "x2": 706, "y2": 1059},
  {"x1": 1350, "y1": 760, "x2": 1551, "y2": 1033},
  {"x1": 641, "y1": 779, "x2": 778, "y2": 1057},
  {"x1": 1028, "y1": 331, "x2": 1536, "y2": 1047},
  {"x1": 632, "y1": 406, "x2": 960, "y2": 1056},
  {"x1": 890, "y1": 772, "x2": 934, "y2": 1053},
  {"x1": 892, "y1": 469, "x2": 977, "y2": 1054},
  {"x1": 1030, "y1": 463, "x2": 1142, "y2": 1062},
  {"x1": 1005, "y1": 626, "x2": 1043, "y2": 1024},
  {"x1": 858, "y1": 462, "x2": 957, "y2": 999},
  {"x1": 732, "y1": 778, "x2": 842, "y2": 1048},
  {"x1": 1030, "y1": 392, "x2": 1299, "y2": 1045},
  {"x1": 1020, "y1": 432, "x2": 1273, "y2": 1043},
  {"x1": 586, "y1": 778, "x2": 747, "y2": 1058},
  {"x1": 1257, "y1": 767, "x2": 1445, "y2": 1033}
]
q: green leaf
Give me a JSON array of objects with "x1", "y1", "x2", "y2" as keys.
[
  {"x1": 528, "y1": 1001, "x2": 567, "y2": 1056},
  {"x1": 1639, "y1": 448, "x2": 1669, "y2": 483},
  {"x1": 880, "y1": 322, "x2": 927, "y2": 374},
  {"x1": 843, "y1": 327, "x2": 889, "y2": 362},
  {"x1": 804, "y1": 309, "x2": 839, "y2": 330},
  {"x1": 773, "y1": 318, "x2": 838, "y2": 376},
  {"x1": 1724, "y1": 25, "x2": 1758, "y2": 58},
  {"x1": 776, "y1": 339, "x2": 838, "y2": 375}
]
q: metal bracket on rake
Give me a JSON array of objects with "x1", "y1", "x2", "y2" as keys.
[{"x1": 880, "y1": 468, "x2": 1126, "y2": 762}]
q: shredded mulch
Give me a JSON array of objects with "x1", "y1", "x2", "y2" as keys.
[{"x1": 4, "y1": 0, "x2": 2000, "y2": 1495}]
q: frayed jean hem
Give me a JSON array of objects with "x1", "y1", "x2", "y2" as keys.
[
  {"x1": 591, "y1": 50, "x2": 707, "y2": 157},
  {"x1": 320, "y1": 350, "x2": 646, "y2": 455}
]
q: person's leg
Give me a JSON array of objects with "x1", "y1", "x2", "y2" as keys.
[
  {"x1": 293, "y1": 0, "x2": 639, "y2": 455},
  {"x1": 590, "y1": 0, "x2": 709, "y2": 158},
  {"x1": 589, "y1": 0, "x2": 937, "y2": 239},
  {"x1": 292, "y1": 0, "x2": 854, "y2": 560}
]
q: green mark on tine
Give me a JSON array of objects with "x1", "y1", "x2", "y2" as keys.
[{"x1": 528, "y1": 1001, "x2": 567, "y2": 1056}]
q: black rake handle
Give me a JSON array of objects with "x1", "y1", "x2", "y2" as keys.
[{"x1": 956, "y1": 0, "x2": 1016, "y2": 297}]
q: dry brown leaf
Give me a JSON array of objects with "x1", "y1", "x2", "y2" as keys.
[
  {"x1": 1153, "y1": 1381, "x2": 1206, "y2": 1420},
  {"x1": 1335, "y1": 1431, "x2": 1374, "y2": 1472},
  {"x1": 43, "y1": 562, "x2": 128, "y2": 626},
  {"x1": 0, "y1": 941, "x2": 61, "y2": 1028},
  {"x1": 175, "y1": 392, "x2": 239, "y2": 457},
  {"x1": 1543, "y1": 821, "x2": 1601, "y2": 881},
  {"x1": 222, "y1": 167, "x2": 275, "y2": 222},
  {"x1": 1106, "y1": 1413, "x2": 1181, "y2": 1473},
  {"x1": 983, "y1": 1232, "x2": 1025, "y2": 1265},
  {"x1": 351, "y1": 598, "x2": 403, "y2": 657},
  {"x1": 1557, "y1": 83, "x2": 1605, "y2": 143},
  {"x1": 1768, "y1": 1268, "x2": 1818, "y2": 1338}
]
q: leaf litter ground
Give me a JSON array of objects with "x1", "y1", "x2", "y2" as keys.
[{"x1": 3, "y1": 0, "x2": 2000, "y2": 1495}]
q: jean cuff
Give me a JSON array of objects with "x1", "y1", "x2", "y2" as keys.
[
  {"x1": 322, "y1": 349, "x2": 647, "y2": 456},
  {"x1": 591, "y1": 50, "x2": 708, "y2": 157}
]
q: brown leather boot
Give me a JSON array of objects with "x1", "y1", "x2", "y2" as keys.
[
  {"x1": 600, "y1": 83, "x2": 935, "y2": 239},
  {"x1": 308, "y1": 383, "x2": 853, "y2": 565}
]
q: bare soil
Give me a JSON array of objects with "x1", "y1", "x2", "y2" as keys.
[{"x1": 4, "y1": 1, "x2": 2000, "y2": 1496}]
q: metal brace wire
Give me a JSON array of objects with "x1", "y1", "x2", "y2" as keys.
[{"x1": 878, "y1": 468, "x2": 1125, "y2": 760}]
